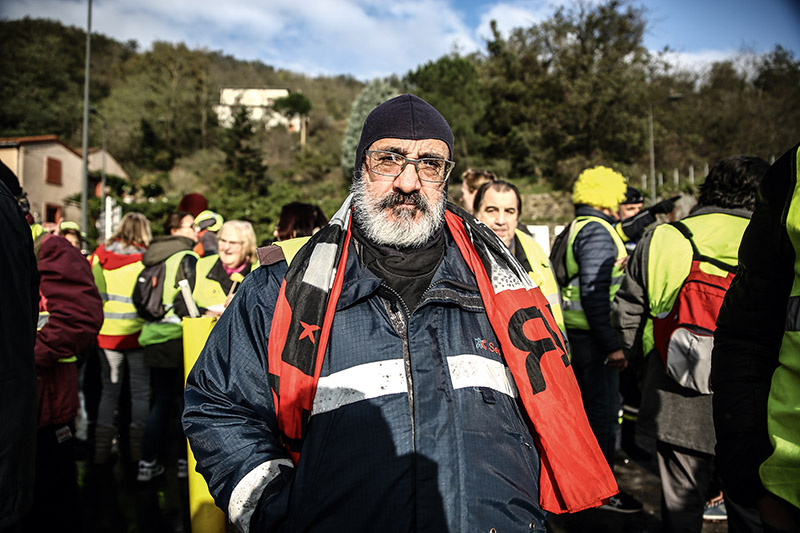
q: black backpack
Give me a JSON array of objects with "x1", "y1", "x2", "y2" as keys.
[
  {"x1": 549, "y1": 220, "x2": 576, "y2": 287},
  {"x1": 132, "y1": 262, "x2": 167, "y2": 322}
]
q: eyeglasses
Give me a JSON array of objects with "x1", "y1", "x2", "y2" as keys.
[
  {"x1": 365, "y1": 150, "x2": 454, "y2": 183},
  {"x1": 179, "y1": 225, "x2": 197, "y2": 230},
  {"x1": 219, "y1": 238, "x2": 243, "y2": 248}
]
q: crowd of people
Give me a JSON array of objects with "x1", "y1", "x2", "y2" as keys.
[{"x1": 1, "y1": 93, "x2": 798, "y2": 533}]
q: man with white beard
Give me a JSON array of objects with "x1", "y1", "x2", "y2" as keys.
[{"x1": 183, "y1": 94, "x2": 617, "y2": 532}]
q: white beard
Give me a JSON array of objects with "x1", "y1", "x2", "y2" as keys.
[{"x1": 351, "y1": 174, "x2": 445, "y2": 248}]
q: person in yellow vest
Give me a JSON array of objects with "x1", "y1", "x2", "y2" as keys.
[
  {"x1": 713, "y1": 143, "x2": 800, "y2": 532},
  {"x1": 472, "y1": 179, "x2": 566, "y2": 333},
  {"x1": 137, "y1": 212, "x2": 199, "y2": 483},
  {"x1": 58, "y1": 220, "x2": 84, "y2": 250},
  {"x1": 193, "y1": 209, "x2": 224, "y2": 257},
  {"x1": 193, "y1": 220, "x2": 258, "y2": 317},
  {"x1": 89, "y1": 212, "x2": 152, "y2": 466},
  {"x1": 612, "y1": 155, "x2": 768, "y2": 532},
  {"x1": 561, "y1": 166, "x2": 642, "y2": 513}
]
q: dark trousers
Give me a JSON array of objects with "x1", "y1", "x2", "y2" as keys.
[
  {"x1": 568, "y1": 331, "x2": 620, "y2": 468},
  {"x1": 21, "y1": 423, "x2": 81, "y2": 533},
  {"x1": 141, "y1": 366, "x2": 185, "y2": 463},
  {"x1": 657, "y1": 440, "x2": 763, "y2": 533}
]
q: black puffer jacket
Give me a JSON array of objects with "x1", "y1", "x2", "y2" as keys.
[{"x1": 569, "y1": 205, "x2": 623, "y2": 354}]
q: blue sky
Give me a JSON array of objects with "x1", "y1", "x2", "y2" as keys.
[{"x1": 2, "y1": 0, "x2": 799, "y2": 80}]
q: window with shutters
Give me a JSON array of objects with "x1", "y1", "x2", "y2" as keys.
[{"x1": 46, "y1": 157, "x2": 62, "y2": 185}]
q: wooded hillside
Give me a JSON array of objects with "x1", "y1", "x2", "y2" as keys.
[{"x1": 2, "y1": 2, "x2": 798, "y2": 241}]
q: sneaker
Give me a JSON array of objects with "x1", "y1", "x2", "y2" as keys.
[
  {"x1": 137, "y1": 459, "x2": 165, "y2": 482},
  {"x1": 599, "y1": 490, "x2": 643, "y2": 514},
  {"x1": 703, "y1": 500, "x2": 727, "y2": 521},
  {"x1": 177, "y1": 459, "x2": 189, "y2": 479}
]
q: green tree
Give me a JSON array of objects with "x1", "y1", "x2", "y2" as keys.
[
  {"x1": 480, "y1": 0, "x2": 652, "y2": 187},
  {"x1": 340, "y1": 79, "x2": 401, "y2": 174},
  {"x1": 273, "y1": 92, "x2": 313, "y2": 150},
  {"x1": 100, "y1": 42, "x2": 212, "y2": 170},
  {"x1": 404, "y1": 54, "x2": 488, "y2": 169},
  {"x1": 221, "y1": 106, "x2": 269, "y2": 194},
  {"x1": 273, "y1": 92, "x2": 312, "y2": 119},
  {"x1": 752, "y1": 46, "x2": 800, "y2": 157},
  {"x1": 0, "y1": 18, "x2": 126, "y2": 143}
]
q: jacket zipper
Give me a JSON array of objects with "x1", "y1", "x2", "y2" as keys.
[
  {"x1": 378, "y1": 278, "x2": 475, "y2": 454},
  {"x1": 379, "y1": 283, "x2": 415, "y2": 453}
]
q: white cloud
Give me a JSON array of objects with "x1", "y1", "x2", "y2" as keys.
[
  {"x1": 4, "y1": 0, "x2": 788, "y2": 81},
  {"x1": 657, "y1": 48, "x2": 741, "y2": 74},
  {"x1": 0, "y1": 0, "x2": 484, "y2": 80},
  {"x1": 473, "y1": 0, "x2": 611, "y2": 43},
  {"x1": 475, "y1": 2, "x2": 549, "y2": 42}
]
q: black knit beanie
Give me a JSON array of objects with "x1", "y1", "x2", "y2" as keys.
[{"x1": 354, "y1": 94, "x2": 454, "y2": 177}]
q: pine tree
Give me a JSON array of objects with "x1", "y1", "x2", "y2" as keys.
[
  {"x1": 221, "y1": 105, "x2": 269, "y2": 194},
  {"x1": 340, "y1": 79, "x2": 400, "y2": 175}
]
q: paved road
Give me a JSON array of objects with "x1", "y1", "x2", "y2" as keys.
[
  {"x1": 76, "y1": 435, "x2": 730, "y2": 532},
  {"x1": 547, "y1": 444, "x2": 728, "y2": 533}
]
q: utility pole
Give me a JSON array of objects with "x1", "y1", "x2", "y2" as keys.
[{"x1": 80, "y1": 0, "x2": 92, "y2": 236}]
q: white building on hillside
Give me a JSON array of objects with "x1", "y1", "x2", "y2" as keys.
[{"x1": 214, "y1": 88, "x2": 301, "y2": 131}]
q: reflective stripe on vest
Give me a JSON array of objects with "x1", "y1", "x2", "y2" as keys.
[
  {"x1": 760, "y1": 144, "x2": 800, "y2": 508},
  {"x1": 562, "y1": 216, "x2": 627, "y2": 330},
  {"x1": 785, "y1": 295, "x2": 800, "y2": 331},
  {"x1": 100, "y1": 293, "x2": 134, "y2": 303}
]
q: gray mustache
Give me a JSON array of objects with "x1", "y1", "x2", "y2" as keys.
[{"x1": 379, "y1": 192, "x2": 427, "y2": 211}]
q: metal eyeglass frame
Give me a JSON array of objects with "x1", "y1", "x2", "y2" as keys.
[{"x1": 365, "y1": 150, "x2": 455, "y2": 183}]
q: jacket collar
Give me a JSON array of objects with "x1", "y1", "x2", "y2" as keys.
[
  {"x1": 574, "y1": 204, "x2": 617, "y2": 224},
  {"x1": 686, "y1": 205, "x2": 753, "y2": 220},
  {"x1": 336, "y1": 227, "x2": 480, "y2": 311}
]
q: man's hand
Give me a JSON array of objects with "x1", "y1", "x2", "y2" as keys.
[{"x1": 605, "y1": 349, "x2": 628, "y2": 370}]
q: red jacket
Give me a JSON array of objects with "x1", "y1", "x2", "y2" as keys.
[{"x1": 35, "y1": 233, "x2": 103, "y2": 428}]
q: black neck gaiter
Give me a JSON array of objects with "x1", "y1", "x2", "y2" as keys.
[{"x1": 351, "y1": 221, "x2": 445, "y2": 312}]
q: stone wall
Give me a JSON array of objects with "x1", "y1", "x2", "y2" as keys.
[{"x1": 521, "y1": 191, "x2": 574, "y2": 225}]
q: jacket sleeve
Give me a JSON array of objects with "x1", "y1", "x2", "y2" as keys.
[
  {"x1": 711, "y1": 150, "x2": 796, "y2": 507},
  {"x1": 618, "y1": 208, "x2": 657, "y2": 243},
  {"x1": 183, "y1": 264, "x2": 294, "y2": 533},
  {"x1": 573, "y1": 221, "x2": 622, "y2": 354},
  {"x1": 611, "y1": 229, "x2": 654, "y2": 362},
  {"x1": 35, "y1": 235, "x2": 103, "y2": 369}
]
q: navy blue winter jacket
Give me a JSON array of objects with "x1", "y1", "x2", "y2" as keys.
[
  {"x1": 183, "y1": 231, "x2": 548, "y2": 532},
  {"x1": 569, "y1": 205, "x2": 623, "y2": 354}
]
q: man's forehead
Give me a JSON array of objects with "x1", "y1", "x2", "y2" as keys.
[
  {"x1": 484, "y1": 188, "x2": 519, "y2": 207},
  {"x1": 368, "y1": 137, "x2": 449, "y2": 156}
]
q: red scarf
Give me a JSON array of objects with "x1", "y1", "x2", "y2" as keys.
[{"x1": 267, "y1": 197, "x2": 617, "y2": 513}]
